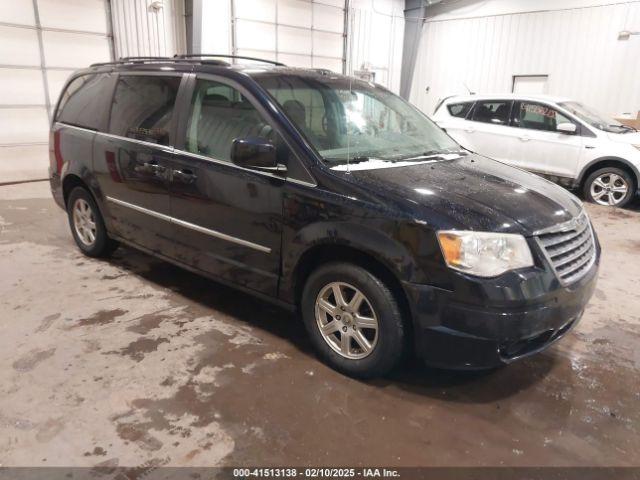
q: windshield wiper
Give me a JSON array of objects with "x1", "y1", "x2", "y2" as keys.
[
  {"x1": 392, "y1": 149, "x2": 466, "y2": 162},
  {"x1": 325, "y1": 155, "x2": 371, "y2": 165},
  {"x1": 610, "y1": 124, "x2": 637, "y2": 133}
]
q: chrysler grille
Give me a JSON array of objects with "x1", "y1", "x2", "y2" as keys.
[{"x1": 536, "y1": 212, "x2": 596, "y2": 285}]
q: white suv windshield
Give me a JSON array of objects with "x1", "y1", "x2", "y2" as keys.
[
  {"x1": 559, "y1": 101, "x2": 635, "y2": 134},
  {"x1": 257, "y1": 74, "x2": 461, "y2": 165}
]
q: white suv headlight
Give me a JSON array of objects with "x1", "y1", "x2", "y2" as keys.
[{"x1": 437, "y1": 231, "x2": 534, "y2": 277}]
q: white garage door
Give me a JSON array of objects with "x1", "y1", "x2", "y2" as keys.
[
  {"x1": 232, "y1": 0, "x2": 346, "y2": 72},
  {"x1": 110, "y1": 0, "x2": 186, "y2": 58},
  {"x1": 0, "y1": 0, "x2": 112, "y2": 183}
]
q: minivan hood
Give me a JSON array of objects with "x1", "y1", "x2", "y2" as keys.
[{"x1": 343, "y1": 154, "x2": 583, "y2": 235}]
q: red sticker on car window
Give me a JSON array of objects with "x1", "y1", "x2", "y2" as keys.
[{"x1": 522, "y1": 104, "x2": 555, "y2": 118}]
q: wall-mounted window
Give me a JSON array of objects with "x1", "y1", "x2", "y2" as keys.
[{"x1": 512, "y1": 75, "x2": 549, "y2": 95}]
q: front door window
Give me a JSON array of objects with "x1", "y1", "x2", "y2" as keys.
[
  {"x1": 185, "y1": 79, "x2": 274, "y2": 162},
  {"x1": 514, "y1": 102, "x2": 574, "y2": 132}
]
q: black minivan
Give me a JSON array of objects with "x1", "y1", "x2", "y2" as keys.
[{"x1": 49, "y1": 55, "x2": 600, "y2": 378}]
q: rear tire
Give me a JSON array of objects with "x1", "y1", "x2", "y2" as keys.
[
  {"x1": 583, "y1": 167, "x2": 635, "y2": 207},
  {"x1": 301, "y1": 262, "x2": 406, "y2": 379},
  {"x1": 67, "y1": 187, "x2": 118, "y2": 257}
]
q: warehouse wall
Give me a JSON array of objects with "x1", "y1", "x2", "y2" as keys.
[
  {"x1": 0, "y1": 0, "x2": 187, "y2": 183},
  {"x1": 0, "y1": 0, "x2": 112, "y2": 183},
  {"x1": 198, "y1": 0, "x2": 345, "y2": 72},
  {"x1": 409, "y1": 0, "x2": 640, "y2": 117},
  {"x1": 349, "y1": 0, "x2": 404, "y2": 93},
  {"x1": 111, "y1": 0, "x2": 186, "y2": 58},
  {"x1": 196, "y1": 0, "x2": 404, "y2": 93}
]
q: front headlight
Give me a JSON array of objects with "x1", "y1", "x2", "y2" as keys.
[{"x1": 437, "y1": 231, "x2": 534, "y2": 277}]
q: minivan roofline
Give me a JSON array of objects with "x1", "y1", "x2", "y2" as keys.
[
  {"x1": 441, "y1": 93, "x2": 573, "y2": 105},
  {"x1": 80, "y1": 56, "x2": 373, "y2": 88}
]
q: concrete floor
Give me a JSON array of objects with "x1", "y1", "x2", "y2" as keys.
[{"x1": 0, "y1": 181, "x2": 639, "y2": 468}]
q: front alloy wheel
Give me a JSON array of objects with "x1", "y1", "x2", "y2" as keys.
[
  {"x1": 301, "y1": 262, "x2": 406, "y2": 378},
  {"x1": 315, "y1": 282, "x2": 379, "y2": 359}
]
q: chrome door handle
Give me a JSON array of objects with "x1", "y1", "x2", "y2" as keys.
[
  {"x1": 172, "y1": 168, "x2": 197, "y2": 183},
  {"x1": 519, "y1": 136, "x2": 531, "y2": 142},
  {"x1": 145, "y1": 161, "x2": 166, "y2": 171},
  {"x1": 465, "y1": 128, "x2": 475, "y2": 133},
  {"x1": 136, "y1": 160, "x2": 166, "y2": 175}
]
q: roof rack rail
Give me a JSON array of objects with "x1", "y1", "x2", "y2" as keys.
[
  {"x1": 174, "y1": 53, "x2": 285, "y2": 66},
  {"x1": 90, "y1": 56, "x2": 229, "y2": 68},
  {"x1": 119, "y1": 56, "x2": 171, "y2": 62},
  {"x1": 310, "y1": 68, "x2": 335, "y2": 76}
]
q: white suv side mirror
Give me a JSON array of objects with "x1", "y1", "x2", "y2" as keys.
[{"x1": 557, "y1": 122, "x2": 577, "y2": 134}]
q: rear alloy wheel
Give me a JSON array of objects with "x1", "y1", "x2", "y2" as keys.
[
  {"x1": 301, "y1": 262, "x2": 406, "y2": 378},
  {"x1": 67, "y1": 187, "x2": 118, "y2": 257},
  {"x1": 584, "y1": 167, "x2": 634, "y2": 207},
  {"x1": 72, "y1": 198, "x2": 97, "y2": 247}
]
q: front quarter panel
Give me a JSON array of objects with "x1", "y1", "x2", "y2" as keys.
[{"x1": 279, "y1": 177, "x2": 436, "y2": 303}]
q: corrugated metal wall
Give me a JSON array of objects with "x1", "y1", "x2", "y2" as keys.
[
  {"x1": 348, "y1": 0, "x2": 404, "y2": 93},
  {"x1": 409, "y1": 1, "x2": 640, "y2": 117},
  {"x1": 111, "y1": 0, "x2": 186, "y2": 57},
  {"x1": 197, "y1": 0, "x2": 405, "y2": 93},
  {"x1": 228, "y1": 0, "x2": 346, "y2": 72}
]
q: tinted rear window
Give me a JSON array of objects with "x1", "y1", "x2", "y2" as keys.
[
  {"x1": 471, "y1": 100, "x2": 512, "y2": 125},
  {"x1": 56, "y1": 73, "x2": 114, "y2": 130},
  {"x1": 108, "y1": 75, "x2": 181, "y2": 146},
  {"x1": 447, "y1": 102, "x2": 473, "y2": 118}
]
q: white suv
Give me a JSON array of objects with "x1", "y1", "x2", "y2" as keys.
[{"x1": 433, "y1": 94, "x2": 640, "y2": 207}]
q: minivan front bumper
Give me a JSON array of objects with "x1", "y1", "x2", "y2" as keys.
[{"x1": 402, "y1": 258, "x2": 599, "y2": 369}]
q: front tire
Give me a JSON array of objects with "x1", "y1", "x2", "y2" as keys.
[
  {"x1": 583, "y1": 167, "x2": 635, "y2": 207},
  {"x1": 67, "y1": 187, "x2": 118, "y2": 257},
  {"x1": 301, "y1": 262, "x2": 406, "y2": 379}
]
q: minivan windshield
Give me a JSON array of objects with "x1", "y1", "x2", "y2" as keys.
[
  {"x1": 559, "y1": 101, "x2": 636, "y2": 134},
  {"x1": 256, "y1": 74, "x2": 461, "y2": 165}
]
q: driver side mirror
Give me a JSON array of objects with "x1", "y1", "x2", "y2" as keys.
[
  {"x1": 557, "y1": 122, "x2": 577, "y2": 134},
  {"x1": 231, "y1": 137, "x2": 285, "y2": 173}
]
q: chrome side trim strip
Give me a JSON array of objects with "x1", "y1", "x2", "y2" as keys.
[
  {"x1": 105, "y1": 196, "x2": 271, "y2": 254},
  {"x1": 56, "y1": 122, "x2": 318, "y2": 187},
  {"x1": 170, "y1": 216, "x2": 271, "y2": 253},
  {"x1": 56, "y1": 122, "x2": 175, "y2": 154},
  {"x1": 100, "y1": 131, "x2": 175, "y2": 154},
  {"x1": 286, "y1": 177, "x2": 318, "y2": 188},
  {"x1": 55, "y1": 123, "x2": 96, "y2": 134},
  {"x1": 174, "y1": 149, "x2": 291, "y2": 183},
  {"x1": 107, "y1": 196, "x2": 172, "y2": 222}
]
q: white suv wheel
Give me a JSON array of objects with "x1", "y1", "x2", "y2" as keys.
[{"x1": 584, "y1": 167, "x2": 634, "y2": 208}]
